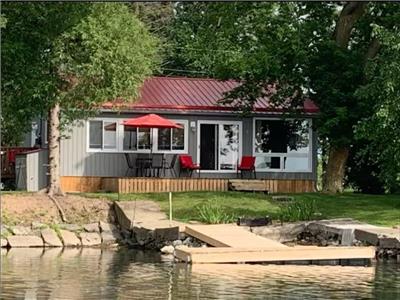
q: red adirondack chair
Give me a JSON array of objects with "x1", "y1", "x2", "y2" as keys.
[
  {"x1": 179, "y1": 155, "x2": 201, "y2": 177},
  {"x1": 237, "y1": 156, "x2": 256, "y2": 179}
]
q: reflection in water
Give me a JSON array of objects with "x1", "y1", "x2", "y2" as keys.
[{"x1": 1, "y1": 248, "x2": 399, "y2": 299}]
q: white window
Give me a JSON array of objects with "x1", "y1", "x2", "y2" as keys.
[
  {"x1": 88, "y1": 120, "x2": 117, "y2": 151},
  {"x1": 88, "y1": 118, "x2": 188, "y2": 153},
  {"x1": 253, "y1": 118, "x2": 312, "y2": 172}
]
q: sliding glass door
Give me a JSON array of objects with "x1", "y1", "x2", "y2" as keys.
[{"x1": 198, "y1": 121, "x2": 241, "y2": 172}]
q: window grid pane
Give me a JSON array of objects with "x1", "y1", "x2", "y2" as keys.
[{"x1": 89, "y1": 121, "x2": 103, "y2": 149}]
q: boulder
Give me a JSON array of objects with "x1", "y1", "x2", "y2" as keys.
[
  {"x1": 80, "y1": 232, "x2": 101, "y2": 247},
  {"x1": 160, "y1": 245, "x2": 174, "y2": 255},
  {"x1": 379, "y1": 237, "x2": 400, "y2": 249},
  {"x1": 354, "y1": 229, "x2": 379, "y2": 246},
  {"x1": 59, "y1": 230, "x2": 81, "y2": 247},
  {"x1": 59, "y1": 224, "x2": 81, "y2": 232},
  {"x1": 7, "y1": 235, "x2": 43, "y2": 248},
  {"x1": 172, "y1": 240, "x2": 183, "y2": 247},
  {"x1": 41, "y1": 228, "x2": 63, "y2": 247},
  {"x1": 99, "y1": 221, "x2": 117, "y2": 233},
  {"x1": 84, "y1": 223, "x2": 100, "y2": 233},
  {"x1": 101, "y1": 231, "x2": 121, "y2": 246},
  {"x1": 1, "y1": 238, "x2": 8, "y2": 247},
  {"x1": 11, "y1": 226, "x2": 32, "y2": 235}
]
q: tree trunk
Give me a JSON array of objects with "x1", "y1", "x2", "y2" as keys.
[
  {"x1": 323, "y1": 146, "x2": 349, "y2": 193},
  {"x1": 47, "y1": 102, "x2": 64, "y2": 196}
]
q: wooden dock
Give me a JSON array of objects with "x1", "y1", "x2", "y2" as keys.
[{"x1": 177, "y1": 224, "x2": 376, "y2": 264}]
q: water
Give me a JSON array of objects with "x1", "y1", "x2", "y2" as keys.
[{"x1": 1, "y1": 248, "x2": 399, "y2": 300}]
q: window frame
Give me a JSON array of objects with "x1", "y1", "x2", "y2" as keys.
[
  {"x1": 86, "y1": 118, "x2": 189, "y2": 154},
  {"x1": 252, "y1": 117, "x2": 313, "y2": 173}
]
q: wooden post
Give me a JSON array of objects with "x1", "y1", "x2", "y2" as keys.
[{"x1": 169, "y1": 191, "x2": 172, "y2": 227}]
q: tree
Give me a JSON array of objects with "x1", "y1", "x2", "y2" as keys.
[
  {"x1": 167, "y1": 2, "x2": 400, "y2": 192},
  {"x1": 1, "y1": 3, "x2": 159, "y2": 195}
]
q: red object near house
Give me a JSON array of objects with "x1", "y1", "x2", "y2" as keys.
[
  {"x1": 122, "y1": 113, "x2": 182, "y2": 129},
  {"x1": 179, "y1": 155, "x2": 200, "y2": 177},
  {"x1": 237, "y1": 156, "x2": 256, "y2": 179}
]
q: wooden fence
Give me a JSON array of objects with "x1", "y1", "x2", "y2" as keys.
[{"x1": 61, "y1": 176, "x2": 315, "y2": 194}]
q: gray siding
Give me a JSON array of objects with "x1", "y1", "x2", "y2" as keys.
[{"x1": 60, "y1": 112, "x2": 317, "y2": 180}]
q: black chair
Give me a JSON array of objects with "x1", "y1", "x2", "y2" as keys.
[
  {"x1": 151, "y1": 153, "x2": 164, "y2": 177},
  {"x1": 163, "y1": 154, "x2": 178, "y2": 177},
  {"x1": 124, "y1": 153, "x2": 138, "y2": 177},
  {"x1": 136, "y1": 153, "x2": 151, "y2": 177}
]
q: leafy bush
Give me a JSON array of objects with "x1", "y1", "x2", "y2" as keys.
[
  {"x1": 278, "y1": 199, "x2": 321, "y2": 223},
  {"x1": 196, "y1": 200, "x2": 236, "y2": 224}
]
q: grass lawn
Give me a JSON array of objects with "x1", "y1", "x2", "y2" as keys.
[{"x1": 82, "y1": 191, "x2": 400, "y2": 227}]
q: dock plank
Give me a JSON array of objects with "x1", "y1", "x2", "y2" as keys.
[
  {"x1": 175, "y1": 246, "x2": 376, "y2": 264},
  {"x1": 185, "y1": 224, "x2": 287, "y2": 248}
]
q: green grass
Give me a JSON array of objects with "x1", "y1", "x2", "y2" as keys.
[{"x1": 81, "y1": 191, "x2": 400, "y2": 227}]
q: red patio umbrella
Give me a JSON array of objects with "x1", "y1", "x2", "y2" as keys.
[
  {"x1": 122, "y1": 114, "x2": 182, "y2": 129},
  {"x1": 122, "y1": 114, "x2": 183, "y2": 153}
]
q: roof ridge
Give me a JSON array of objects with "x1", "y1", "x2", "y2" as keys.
[{"x1": 151, "y1": 76, "x2": 237, "y2": 82}]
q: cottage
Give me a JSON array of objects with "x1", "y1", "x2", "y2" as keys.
[{"x1": 18, "y1": 76, "x2": 319, "y2": 193}]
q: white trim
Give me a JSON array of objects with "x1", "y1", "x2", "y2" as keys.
[
  {"x1": 252, "y1": 117, "x2": 313, "y2": 173},
  {"x1": 86, "y1": 117, "x2": 189, "y2": 154},
  {"x1": 197, "y1": 120, "x2": 243, "y2": 173}
]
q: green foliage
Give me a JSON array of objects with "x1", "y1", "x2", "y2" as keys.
[
  {"x1": 354, "y1": 26, "x2": 400, "y2": 192},
  {"x1": 196, "y1": 200, "x2": 236, "y2": 224},
  {"x1": 1, "y1": 3, "x2": 160, "y2": 144},
  {"x1": 85, "y1": 191, "x2": 400, "y2": 226},
  {"x1": 278, "y1": 199, "x2": 321, "y2": 223}
]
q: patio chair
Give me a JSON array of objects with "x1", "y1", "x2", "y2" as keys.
[
  {"x1": 151, "y1": 153, "x2": 164, "y2": 177},
  {"x1": 163, "y1": 154, "x2": 178, "y2": 177},
  {"x1": 179, "y1": 155, "x2": 201, "y2": 177},
  {"x1": 124, "y1": 153, "x2": 138, "y2": 177},
  {"x1": 237, "y1": 156, "x2": 256, "y2": 179}
]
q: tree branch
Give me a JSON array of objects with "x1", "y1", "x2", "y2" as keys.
[{"x1": 334, "y1": 2, "x2": 367, "y2": 48}]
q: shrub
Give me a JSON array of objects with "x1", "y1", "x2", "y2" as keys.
[
  {"x1": 278, "y1": 199, "x2": 321, "y2": 223},
  {"x1": 196, "y1": 200, "x2": 236, "y2": 224}
]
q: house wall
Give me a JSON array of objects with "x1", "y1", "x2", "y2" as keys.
[{"x1": 60, "y1": 111, "x2": 318, "y2": 181}]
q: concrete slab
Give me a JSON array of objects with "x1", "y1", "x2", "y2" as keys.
[
  {"x1": 83, "y1": 223, "x2": 100, "y2": 233},
  {"x1": 1, "y1": 238, "x2": 8, "y2": 248},
  {"x1": 115, "y1": 201, "x2": 185, "y2": 231},
  {"x1": 80, "y1": 232, "x2": 101, "y2": 247},
  {"x1": 41, "y1": 228, "x2": 63, "y2": 247},
  {"x1": 7, "y1": 235, "x2": 43, "y2": 248},
  {"x1": 59, "y1": 230, "x2": 81, "y2": 247}
]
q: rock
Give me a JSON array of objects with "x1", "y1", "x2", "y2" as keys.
[
  {"x1": 31, "y1": 222, "x2": 47, "y2": 230},
  {"x1": 101, "y1": 231, "x2": 121, "y2": 246},
  {"x1": 7, "y1": 235, "x2": 43, "y2": 248},
  {"x1": 251, "y1": 222, "x2": 307, "y2": 243},
  {"x1": 83, "y1": 223, "x2": 100, "y2": 233},
  {"x1": 79, "y1": 232, "x2": 101, "y2": 247},
  {"x1": 1, "y1": 238, "x2": 8, "y2": 247},
  {"x1": 132, "y1": 227, "x2": 153, "y2": 246},
  {"x1": 160, "y1": 245, "x2": 174, "y2": 255},
  {"x1": 59, "y1": 224, "x2": 82, "y2": 232},
  {"x1": 41, "y1": 228, "x2": 63, "y2": 247},
  {"x1": 183, "y1": 237, "x2": 193, "y2": 246},
  {"x1": 354, "y1": 229, "x2": 379, "y2": 246},
  {"x1": 10, "y1": 226, "x2": 32, "y2": 235},
  {"x1": 172, "y1": 240, "x2": 183, "y2": 247},
  {"x1": 99, "y1": 221, "x2": 117, "y2": 233},
  {"x1": 59, "y1": 230, "x2": 81, "y2": 247}
]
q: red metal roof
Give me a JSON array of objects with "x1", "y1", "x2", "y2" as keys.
[{"x1": 102, "y1": 76, "x2": 319, "y2": 114}]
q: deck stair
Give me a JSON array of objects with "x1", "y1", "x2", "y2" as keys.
[
  {"x1": 228, "y1": 179, "x2": 269, "y2": 192},
  {"x1": 177, "y1": 224, "x2": 376, "y2": 264}
]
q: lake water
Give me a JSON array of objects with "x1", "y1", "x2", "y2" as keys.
[{"x1": 1, "y1": 248, "x2": 399, "y2": 299}]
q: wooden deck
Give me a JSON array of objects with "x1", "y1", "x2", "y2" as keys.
[
  {"x1": 175, "y1": 246, "x2": 376, "y2": 264},
  {"x1": 176, "y1": 224, "x2": 375, "y2": 264},
  {"x1": 185, "y1": 224, "x2": 287, "y2": 248},
  {"x1": 60, "y1": 176, "x2": 315, "y2": 193}
]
